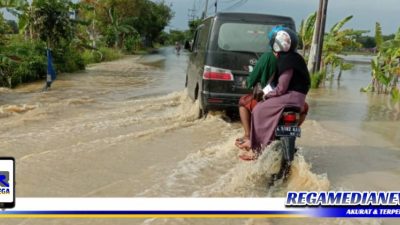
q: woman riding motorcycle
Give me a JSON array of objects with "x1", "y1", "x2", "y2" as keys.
[{"x1": 238, "y1": 27, "x2": 310, "y2": 160}]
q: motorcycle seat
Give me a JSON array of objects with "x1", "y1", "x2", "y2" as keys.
[{"x1": 282, "y1": 106, "x2": 301, "y2": 113}]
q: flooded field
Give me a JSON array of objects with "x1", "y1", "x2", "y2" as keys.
[{"x1": 0, "y1": 48, "x2": 399, "y2": 225}]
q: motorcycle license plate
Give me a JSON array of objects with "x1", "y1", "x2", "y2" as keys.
[{"x1": 275, "y1": 125, "x2": 301, "y2": 137}]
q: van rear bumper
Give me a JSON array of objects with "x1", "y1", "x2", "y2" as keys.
[{"x1": 201, "y1": 90, "x2": 247, "y2": 109}]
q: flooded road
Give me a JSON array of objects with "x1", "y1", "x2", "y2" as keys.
[
  {"x1": 303, "y1": 63, "x2": 400, "y2": 192},
  {"x1": 0, "y1": 47, "x2": 399, "y2": 225}
]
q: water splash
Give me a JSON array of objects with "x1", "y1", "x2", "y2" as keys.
[
  {"x1": 139, "y1": 130, "x2": 330, "y2": 198},
  {"x1": 0, "y1": 87, "x2": 12, "y2": 93},
  {"x1": 66, "y1": 97, "x2": 96, "y2": 105},
  {"x1": 194, "y1": 141, "x2": 329, "y2": 197},
  {"x1": 0, "y1": 104, "x2": 38, "y2": 118}
]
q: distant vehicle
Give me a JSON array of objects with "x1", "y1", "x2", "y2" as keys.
[
  {"x1": 185, "y1": 12, "x2": 295, "y2": 117},
  {"x1": 175, "y1": 42, "x2": 181, "y2": 55}
]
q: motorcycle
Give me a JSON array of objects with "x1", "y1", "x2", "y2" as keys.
[
  {"x1": 270, "y1": 106, "x2": 302, "y2": 185},
  {"x1": 175, "y1": 45, "x2": 181, "y2": 55}
]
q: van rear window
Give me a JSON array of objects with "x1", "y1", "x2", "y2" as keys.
[{"x1": 218, "y1": 23, "x2": 276, "y2": 53}]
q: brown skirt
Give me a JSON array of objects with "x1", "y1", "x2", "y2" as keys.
[
  {"x1": 238, "y1": 94, "x2": 258, "y2": 112},
  {"x1": 250, "y1": 91, "x2": 307, "y2": 151}
]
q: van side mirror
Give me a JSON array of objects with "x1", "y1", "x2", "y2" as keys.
[{"x1": 187, "y1": 39, "x2": 194, "y2": 52}]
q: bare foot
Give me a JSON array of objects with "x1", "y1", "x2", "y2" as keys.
[
  {"x1": 237, "y1": 139, "x2": 251, "y2": 151},
  {"x1": 239, "y1": 151, "x2": 259, "y2": 161},
  {"x1": 235, "y1": 136, "x2": 249, "y2": 146}
]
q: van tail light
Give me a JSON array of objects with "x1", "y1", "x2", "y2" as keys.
[
  {"x1": 283, "y1": 113, "x2": 298, "y2": 125},
  {"x1": 203, "y1": 66, "x2": 234, "y2": 81},
  {"x1": 207, "y1": 98, "x2": 223, "y2": 103}
]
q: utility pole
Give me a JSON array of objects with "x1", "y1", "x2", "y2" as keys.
[
  {"x1": 188, "y1": 8, "x2": 196, "y2": 21},
  {"x1": 188, "y1": 0, "x2": 197, "y2": 21},
  {"x1": 315, "y1": 0, "x2": 328, "y2": 71},
  {"x1": 307, "y1": 0, "x2": 323, "y2": 73},
  {"x1": 215, "y1": 0, "x2": 217, "y2": 14},
  {"x1": 202, "y1": 0, "x2": 209, "y2": 19}
]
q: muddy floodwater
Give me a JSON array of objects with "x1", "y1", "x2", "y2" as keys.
[{"x1": 0, "y1": 48, "x2": 399, "y2": 225}]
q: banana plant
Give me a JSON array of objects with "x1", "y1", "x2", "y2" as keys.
[
  {"x1": 299, "y1": 12, "x2": 316, "y2": 58},
  {"x1": 106, "y1": 6, "x2": 137, "y2": 48},
  {"x1": 6, "y1": 1, "x2": 36, "y2": 41},
  {"x1": 79, "y1": 0, "x2": 101, "y2": 48},
  {"x1": 0, "y1": 51, "x2": 23, "y2": 88},
  {"x1": 321, "y1": 16, "x2": 365, "y2": 80},
  {"x1": 367, "y1": 23, "x2": 400, "y2": 97}
]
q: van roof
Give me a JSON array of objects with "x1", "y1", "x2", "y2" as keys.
[{"x1": 209, "y1": 12, "x2": 295, "y2": 24}]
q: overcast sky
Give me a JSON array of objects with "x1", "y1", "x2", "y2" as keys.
[
  {"x1": 164, "y1": 0, "x2": 400, "y2": 35},
  {"x1": 2, "y1": 0, "x2": 398, "y2": 35}
]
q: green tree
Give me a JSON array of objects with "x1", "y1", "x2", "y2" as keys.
[
  {"x1": 1, "y1": 0, "x2": 29, "y2": 40},
  {"x1": 168, "y1": 29, "x2": 186, "y2": 44},
  {"x1": 356, "y1": 36, "x2": 376, "y2": 49},
  {"x1": 0, "y1": 0, "x2": 26, "y2": 45},
  {"x1": 6, "y1": 1, "x2": 36, "y2": 41},
  {"x1": 0, "y1": 13, "x2": 14, "y2": 67},
  {"x1": 1, "y1": 14, "x2": 42, "y2": 88},
  {"x1": 188, "y1": 18, "x2": 201, "y2": 39},
  {"x1": 104, "y1": 5, "x2": 136, "y2": 48},
  {"x1": 0, "y1": 15, "x2": 9, "y2": 85},
  {"x1": 77, "y1": 0, "x2": 102, "y2": 48},
  {"x1": 83, "y1": 0, "x2": 172, "y2": 48},
  {"x1": 133, "y1": 0, "x2": 173, "y2": 46},
  {"x1": 32, "y1": 0, "x2": 74, "y2": 48},
  {"x1": 6, "y1": 20, "x2": 18, "y2": 33},
  {"x1": 31, "y1": 0, "x2": 86, "y2": 74},
  {"x1": 0, "y1": 13, "x2": 11, "y2": 45},
  {"x1": 0, "y1": 0, "x2": 26, "y2": 8}
]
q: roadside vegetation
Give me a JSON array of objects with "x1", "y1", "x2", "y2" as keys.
[
  {"x1": 0, "y1": 0, "x2": 173, "y2": 88},
  {"x1": 361, "y1": 24, "x2": 400, "y2": 102},
  {"x1": 299, "y1": 14, "x2": 366, "y2": 88},
  {"x1": 299, "y1": 12, "x2": 399, "y2": 102},
  {"x1": 163, "y1": 19, "x2": 201, "y2": 46}
]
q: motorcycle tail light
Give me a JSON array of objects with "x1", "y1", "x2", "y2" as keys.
[{"x1": 283, "y1": 113, "x2": 297, "y2": 124}]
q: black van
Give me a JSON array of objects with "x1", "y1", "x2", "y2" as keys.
[{"x1": 185, "y1": 12, "x2": 295, "y2": 116}]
